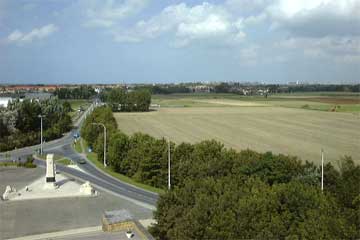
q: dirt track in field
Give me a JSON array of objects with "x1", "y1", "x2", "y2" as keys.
[
  {"x1": 278, "y1": 96, "x2": 360, "y2": 104},
  {"x1": 194, "y1": 99, "x2": 268, "y2": 107},
  {"x1": 115, "y1": 107, "x2": 360, "y2": 164},
  {"x1": 304, "y1": 97, "x2": 360, "y2": 104}
]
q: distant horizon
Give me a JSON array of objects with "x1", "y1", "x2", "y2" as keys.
[{"x1": 0, "y1": 81, "x2": 359, "y2": 86}]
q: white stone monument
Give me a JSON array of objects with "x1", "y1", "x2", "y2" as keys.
[
  {"x1": 46, "y1": 154, "x2": 56, "y2": 183},
  {"x1": 2, "y1": 185, "x2": 12, "y2": 200},
  {"x1": 80, "y1": 181, "x2": 96, "y2": 196},
  {"x1": 2, "y1": 185, "x2": 18, "y2": 201}
]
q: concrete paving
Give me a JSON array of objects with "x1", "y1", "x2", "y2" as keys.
[
  {"x1": 0, "y1": 168, "x2": 154, "y2": 240},
  {"x1": 9, "y1": 173, "x2": 95, "y2": 201},
  {"x1": 6, "y1": 226, "x2": 145, "y2": 240},
  {"x1": 54, "y1": 230, "x2": 144, "y2": 240},
  {"x1": 0, "y1": 168, "x2": 43, "y2": 194}
]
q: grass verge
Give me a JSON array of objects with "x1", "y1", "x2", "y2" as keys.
[
  {"x1": 74, "y1": 139, "x2": 164, "y2": 194},
  {"x1": 0, "y1": 162, "x2": 18, "y2": 167},
  {"x1": 35, "y1": 154, "x2": 63, "y2": 161},
  {"x1": 57, "y1": 158, "x2": 72, "y2": 166},
  {"x1": 35, "y1": 154, "x2": 73, "y2": 166},
  {"x1": 74, "y1": 140, "x2": 83, "y2": 153}
]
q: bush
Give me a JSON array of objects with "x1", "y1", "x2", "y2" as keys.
[
  {"x1": 302, "y1": 104, "x2": 310, "y2": 108},
  {"x1": 18, "y1": 156, "x2": 37, "y2": 168}
]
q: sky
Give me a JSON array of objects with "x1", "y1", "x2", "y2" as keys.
[{"x1": 0, "y1": 0, "x2": 359, "y2": 84}]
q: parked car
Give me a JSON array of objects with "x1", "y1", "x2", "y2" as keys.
[{"x1": 78, "y1": 159, "x2": 86, "y2": 164}]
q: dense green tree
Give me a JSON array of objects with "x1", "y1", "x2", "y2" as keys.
[
  {"x1": 81, "y1": 106, "x2": 117, "y2": 148},
  {"x1": 108, "y1": 132, "x2": 130, "y2": 173},
  {"x1": 101, "y1": 88, "x2": 151, "y2": 112},
  {"x1": 124, "y1": 133, "x2": 166, "y2": 187},
  {"x1": 234, "y1": 151, "x2": 304, "y2": 185},
  {"x1": 0, "y1": 118, "x2": 9, "y2": 137},
  {"x1": 15, "y1": 99, "x2": 41, "y2": 133},
  {"x1": 62, "y1": 101, "x2": 72, "y2": 113},
  {"x1": 171, "y1": 142, "x2": 195, "y2": 186},
  {"x1": 0, "y1": 98, "x2": 73, "y2": 151},
  {"x1": 336, "y1": 156, "x2": 360, "y2": 208},
  {"x1": 54, "y1": 86, "x2": 96, "y2": 99},
  {"x1": 151, "y1": 177, "x2": 348, "y2": 240}
]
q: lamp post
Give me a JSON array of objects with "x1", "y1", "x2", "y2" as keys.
[
  {"x1": 168, "y1": 138, "x2": 171, "y2": 190},
  {"x1": 92, "y1": 123, "x2": 107, "y2": 167},
  {"x1": 321, "y1": 149, "x2": 324, "y2": 191},
  {"x1": 38, "y1": 115, "x2": 44, "y2": 155}
]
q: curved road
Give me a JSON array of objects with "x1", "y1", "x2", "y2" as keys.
[{"x1": 0, "y1": 103, "x2": 159, "y2": 208}]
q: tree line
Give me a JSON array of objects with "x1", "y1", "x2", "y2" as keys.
[
  {"x1": 54, "y1": 86, "x2": 96, "y2": 99},
  {"x1": 148, "y1": 85, "x2": 191, "y2": 94},
  {"x1": 214, "y1": 83, "x2": 360, "y2": 94},
  {"x1": 100, "y1": 88, "x2": 151, "y2": 112},
  {"x1": 0, "y1": 99, "x2": 72, "y2": 151},
  {"x1": 81, "y1": 107, "x2": 359, "y2": 239}
]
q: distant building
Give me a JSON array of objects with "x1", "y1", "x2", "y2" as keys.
[
  {"x1": 4, "y1": 85, "x2": 57, "y2": 93},
  {"x1": 25, "y1": 92, "x2": 53, "y2": 101},
  {"x1": 189, "y1": 85, "x2": 213, "y2": 93},
  {"x1": 288, "y1": 81, "x2": 300, "y2": 85}
]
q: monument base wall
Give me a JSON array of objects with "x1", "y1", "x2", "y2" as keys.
[{"x1": 46, "y1": 177, "x2": 55, "y2": 182}]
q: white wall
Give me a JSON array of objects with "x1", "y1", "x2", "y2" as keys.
[{"x1": 0, "y1": 98, "x2": 12, "y2": 108}]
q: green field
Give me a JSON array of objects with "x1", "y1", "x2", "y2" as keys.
[
  {"x1": 151, "y1": 93, "x2": 360, "y2": 112},
  {"x1": 116, "y1": 94, "x2": 360, "y2": 165}
]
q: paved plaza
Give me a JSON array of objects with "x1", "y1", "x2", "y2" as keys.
[{"x1": 0, "y1": 168, "x2": 153, "y2": 240}]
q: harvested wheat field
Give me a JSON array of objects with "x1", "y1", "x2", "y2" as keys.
[{"x1": 115, "y1": 106, "x2": 360, "y2": 164}]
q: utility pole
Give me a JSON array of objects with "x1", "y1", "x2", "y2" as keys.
[
  {"x1": 38, "y1": 115, "x2": 44, "y2": 155},
  {"x1": 168, "y1": 138, "x2": 171, "y2": 190},
  {"x1": 321, "y1": 149, "x2": 324, "y2": 191},
  {"x1": 92, "y1": 123, "x2": 107, "y2": 167}
]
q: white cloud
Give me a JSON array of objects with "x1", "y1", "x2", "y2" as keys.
[
  {"x1": 83, "y1": 0, "x2": 149, "y2": 28},
  {"x1": 7, "y1": 24, "x2": 58, "y2": 44},
  {"x1": 112, "y1": 2, "x2": 246, "y2": 47},
  {"x1": 267, "y1": 0, "x2": 360, "y2": 37},
  {"x1": 7, "y1": 30, "x2": 23, "y2": 42},
  {"x1": 225, "y1": 0, "x2": 274, "y2": 16},
  {"x1": 276, "y1": 36, "x2": 360, "y2": 63}
]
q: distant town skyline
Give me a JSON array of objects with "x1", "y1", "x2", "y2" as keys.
[{"x1": 0, "y1": 0, "x2": 359, "y2": 84}]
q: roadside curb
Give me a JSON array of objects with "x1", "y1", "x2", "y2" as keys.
[
  {"x1": 6, "y1": 226, "x2": 102, "y2": 240},
  {"x1": 75, "y1": 141, "x2": 159, "y2": 197}
]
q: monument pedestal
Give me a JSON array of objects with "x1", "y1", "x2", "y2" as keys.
[
  {"x1": 46, "y1": 177, "x2": 56, "y2": 182},
  {"x1": 43, "y1": 182, "x2": 58, "y2": 190},
  {"x1": 45, "y1": 154, "x2": 56, "y2": 183},
  {"x1": 80, "y1": 181, "x2": 96, "y2": 196}
]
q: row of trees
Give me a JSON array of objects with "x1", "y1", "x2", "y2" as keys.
[
  {"x1": 0, "y1": 99, "x2": 72, "y2": 151},
  {"x1": 100, "y1": 88, "x2": 151, "y2": 112},
  {"x1": 214, "y1": 83, "x2": 360, "y2": 94},
  {"x1": 149, "y1": 85, "x2": 191, "y2": 94},
  {"x1": 287, "y1": 84, "x2": 360, "y2": 93},
  {"x1": 54, "y1": 86, "x2": 96, "y2": 99},
  {"x1": 81, "y1": 107, "x2": 359, "y2": 239}
]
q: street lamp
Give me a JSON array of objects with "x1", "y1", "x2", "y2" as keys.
[
  {"x1": 321, "y1": 149, "x2": 324, "y2": 191},
  {"x1": 92, "y1": 123, "x2": 107, "y2": 167},
  {"x1": 167, "y1": 138, "x2": 171, "y2": 190},
  {"x1": 38, "y1": 115, "x2": 45, "y2": 155}
]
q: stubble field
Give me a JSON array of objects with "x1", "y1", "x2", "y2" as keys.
[{"x1": 115, "y1": 94, "x2": 360, "y2": 165}]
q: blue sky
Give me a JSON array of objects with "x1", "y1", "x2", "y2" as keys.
[{"x1": 0, "y1": 0, "x2": 359, "y2": 84}]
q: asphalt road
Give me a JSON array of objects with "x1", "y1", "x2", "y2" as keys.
[
  {"x1": 0, "y1": 103, "x2": 91, "y2": 161},
  {"x1": 0, "y1": 102, "x2": 158, "y2": 208}
]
